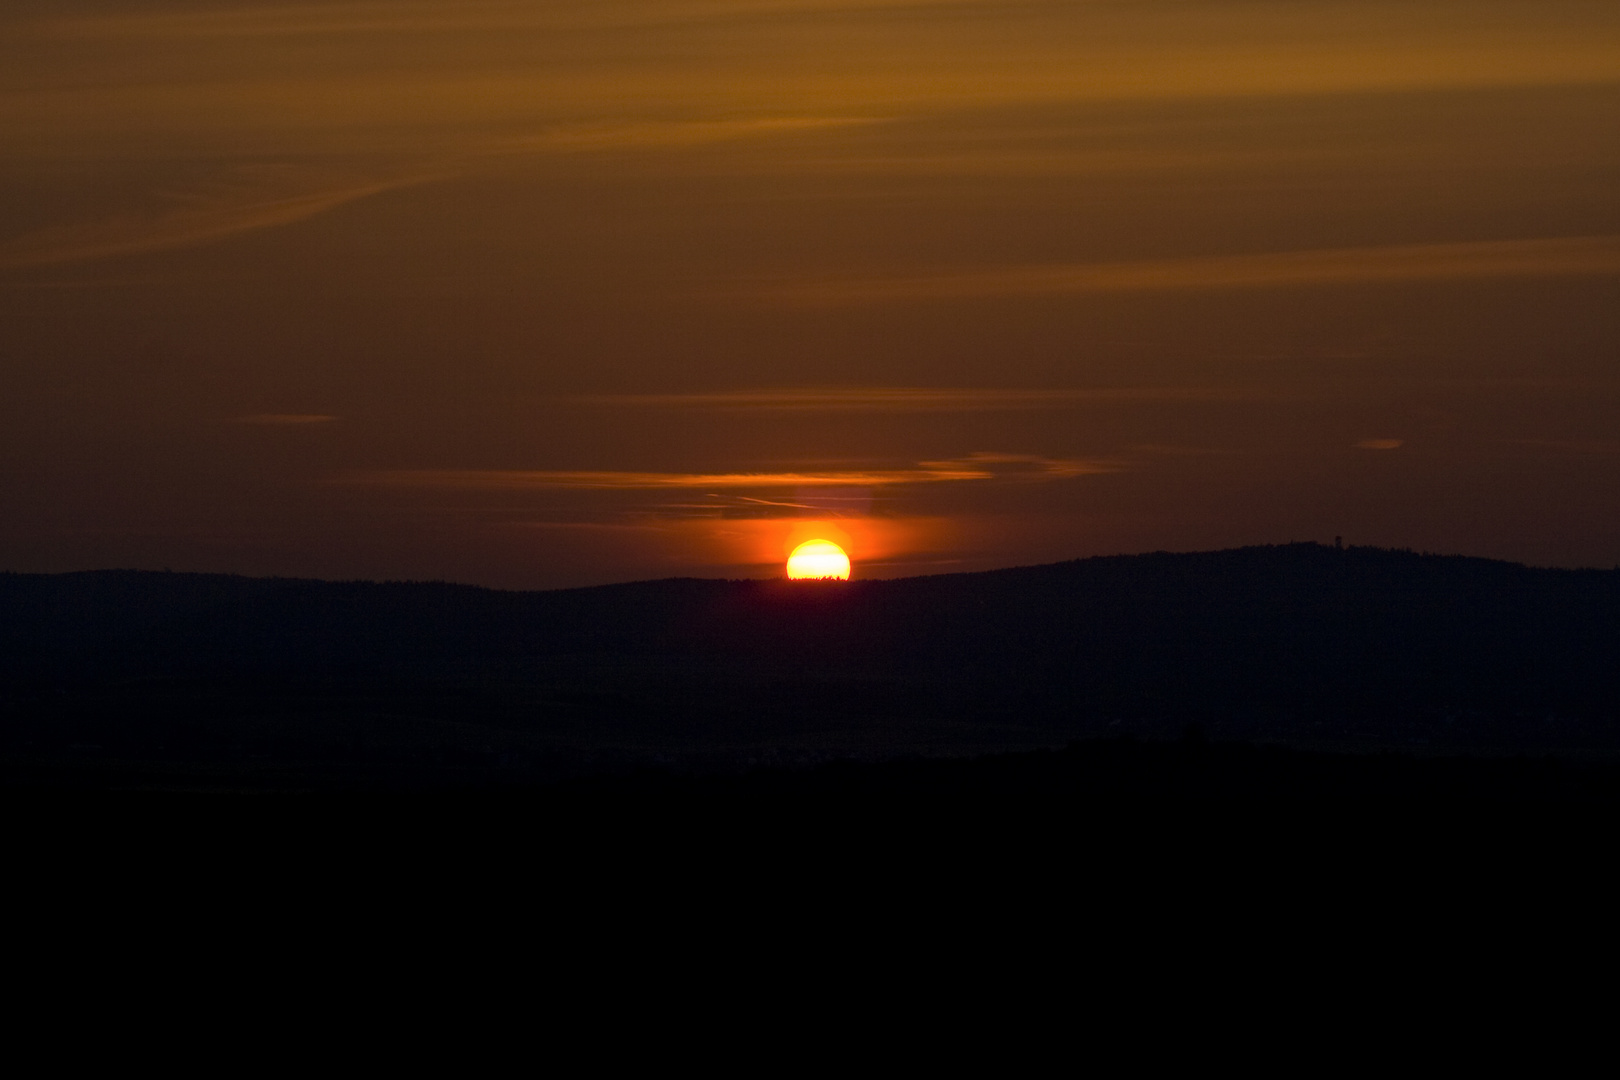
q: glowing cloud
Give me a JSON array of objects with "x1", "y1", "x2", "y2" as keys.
[
  {"x1": 343, "y1": 454, "x2": 1115, "y2": 491},
  {"x1": 576, "y1": 387, "x2": 1264, "y2": 411}
]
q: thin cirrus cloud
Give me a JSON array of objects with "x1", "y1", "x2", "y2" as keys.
[
  {"x1": 509, "y1": 116, "x2": 883, "y2": 153},
  {"x1": 763, "y1": 235, "x2": 1620, "y2": 304},
  {"x1": 575, "y1": 386, "x2": 1269, "y2": 411},
  {"x1": 1513, "y1": 439, "x2": 1620, "y2": 455},
  {"x1": 34, "y1": 1, "x2": 991, "y2": 40},
  {"x1": 0, "y1": 168, "x2": 443, "y2": 270},
  {"x1": 8, "y1": 3, "x2": 1619, "y2": 181},
  {"x1": 343, "y1": 453, "x2": 1116, "y2": 491},
  {"x1": 8, "y1": 2, "x2": 1620, "y2": 271},
  {"x1": 23, "y1": 1, "x2": 1620, "y2": 106},
  {"x1": 0, "y1": 119, "x2": 863, "y2": 269},
  {"x1": 232, "y1": 413, "x2": 340, "y2": 426}
]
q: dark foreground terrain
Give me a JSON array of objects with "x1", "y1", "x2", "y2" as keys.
[{"x1": 4, "y1": 543, "x2": 1620, "y2": 800}]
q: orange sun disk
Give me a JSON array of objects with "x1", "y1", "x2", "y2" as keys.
[{"x1": 786, "y1": 539, "x2": 851, "y2": 580}]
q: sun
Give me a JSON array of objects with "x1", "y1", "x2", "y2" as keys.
[{"x1": 786, "y1": 539, "x2": 850, "y2": 580}]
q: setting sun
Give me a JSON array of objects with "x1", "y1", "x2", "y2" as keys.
[{"x1": 786, "y1": 539, "x2": 851, "y2": 580}]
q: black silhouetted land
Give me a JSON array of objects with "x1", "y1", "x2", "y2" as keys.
[{"x1": 4, "y1": 543, "x2": 1620, "y2": 798}]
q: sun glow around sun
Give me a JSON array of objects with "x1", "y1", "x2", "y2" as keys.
[{"x1": 786, "y1": 539, "x2": 851, "y2": 580}]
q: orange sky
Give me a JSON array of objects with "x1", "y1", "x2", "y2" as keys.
[{"x1": 2, "y1": 1, "x2": 1619, "y2": 586}]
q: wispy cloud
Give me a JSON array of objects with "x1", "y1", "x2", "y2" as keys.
[
  {"x1": 925, "y1": 452, "x2": 1118, "y2": 480},
  {"x1": 35, "y1": 1, "x2": 988, "y2": 40},
  {"x1": 1354, "y1": 438, "x2": 1403, "y2": 450},
  {"x1": 1514, "y1": 439, "x2": 1620, "y2": 455},
  {"x1": 575, "y1": 386, "x2": 1263, "y2": 410},
  {"x1": 632, "y1": 488, "x2": 886, "y2": 520},
  {"x1": 232, "y1": 413, "x2": 339, "y2": 426},
  {"x1": 0, "y1": 119, "x2": 868, "y2": 268},
  {"x1": 10, "y1": 0, "x2": 1618, "y2": 183},
  {"x1": 763, "y1": 236, "x2": 1620, "y2": 304},
  {"x1": 342, "y1": 453, "x2": 1115, "y2": 491},
  {"x1": 513, "y1": 116, "x2": 884, "y2": 153},
  {"x1": 28, "y1": 1, "x2": 1620, "y2": 105},
  {"x1": 347, "y1": 467, "x2": 986, "y2": 490},
  {"x1": 0, "y1": 167, "x2": 443, "y2": 269}
]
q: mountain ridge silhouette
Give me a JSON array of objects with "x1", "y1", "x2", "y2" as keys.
[{"x1": 3, "y1": 542, "x2": 1618, "y2": 792}]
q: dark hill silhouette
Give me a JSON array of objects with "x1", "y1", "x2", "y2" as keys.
[{"x1": 3, "y1": 543, "x2": 1619, "y2": 793}]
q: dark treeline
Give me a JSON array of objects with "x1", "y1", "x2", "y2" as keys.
[{"x1": 2, "y1": 543, "x2": 1619, "y2": 792}]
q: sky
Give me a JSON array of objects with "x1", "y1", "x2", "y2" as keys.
[{"x1": 2, "y1": 0, "x2": 1619, "y2": 587}]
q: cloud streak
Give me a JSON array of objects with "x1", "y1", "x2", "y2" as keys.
[
  {"x1": 9, "y1": 0, "x2": 1619, "y2": 168},
  {"x1": 354, "y1": 468, "x2": 987, "y2": 489},
  {"x1": 0, "y1": 168, "x2": 442, "y2": 269},
  {"x1": 232, "y1": 414, "x2": 339, "y2": 426},
  {"x1": 35, "y1": 1, "x2": 990, "y2": 40},
  {"x1": 1514, "y1": 439, "x2": 1620, "y2": 455},
  {"x1": 343, "y1": 453, "x2": 1115, "y2": 491},
  {"x1": 513, "y1": 116, "x2": 883, "y2": 153},
  {"x1": 763, "y1": 235, "x2": 1620, "y2": 304},
  {"x1": 575, "y1": 386, "x2": 1266, "y2": 411},
  {"x1": 0, "y1": 118, "x2": 865, "y2": 268}
]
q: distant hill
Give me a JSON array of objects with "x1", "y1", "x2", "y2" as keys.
[{"x1": 2, "y1": 544, "x2": 1618, "y2": 790}]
